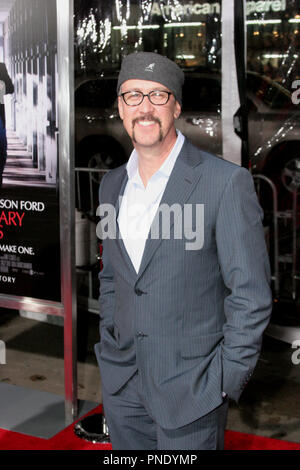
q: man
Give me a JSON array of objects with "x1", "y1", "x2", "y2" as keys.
[
  {"x1": 0, "y1": 62, "x2": 14, "y2": 188},
  {"x1": 95, "y1": 52, "x2": 272, "y2": 450}
]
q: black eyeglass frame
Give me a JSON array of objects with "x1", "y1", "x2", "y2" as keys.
[{"x1": 120, "y1": 90, "x2": 173, "y2": 106}]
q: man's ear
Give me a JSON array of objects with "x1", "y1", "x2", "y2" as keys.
[
  {"x1": 118, "y1": 96, "x2": 124, "y2": 120},
  {"x1": 174, "y1": 101, "x2": 181, "y2": 120}
]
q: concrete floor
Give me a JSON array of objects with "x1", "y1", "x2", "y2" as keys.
[
  {"x1": 0, "y1": 300, "x2": 300, "y2": 443},
  {"x1": 0, "y1": 307, "x2": 102, "y2": 405}
]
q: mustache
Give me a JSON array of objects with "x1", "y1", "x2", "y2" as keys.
[{"x1": 132, "y1": 114, "x2": 162, "y2": 127}]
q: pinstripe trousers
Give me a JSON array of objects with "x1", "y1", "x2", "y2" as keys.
[{"x1": 102, "y1": 371, "x2": 229, "y2": 450}]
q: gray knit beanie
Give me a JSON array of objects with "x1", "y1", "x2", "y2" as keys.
[{"x1": 117, "y1": 52, "x2": 185, "y2": 106}]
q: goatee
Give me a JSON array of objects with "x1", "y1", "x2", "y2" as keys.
[{"x1": 132, "y1": 114, "x2": 163, "y2": 143}]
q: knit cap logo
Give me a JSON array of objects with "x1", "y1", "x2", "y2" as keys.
[{"x1": 145, "y1": 63, "x2": 155, "y2": 72}]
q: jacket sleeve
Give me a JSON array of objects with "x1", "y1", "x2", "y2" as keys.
[
  {"x1": 98, "y1": 172, "x2": 116, "y2": 336},
  {"x1": 215, "y1": 166, "x2": 272, "y2": 402}
]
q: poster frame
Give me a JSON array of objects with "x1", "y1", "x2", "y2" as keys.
[{"x1": 0, "y1": 0, "x2": 78, "y2": 425}]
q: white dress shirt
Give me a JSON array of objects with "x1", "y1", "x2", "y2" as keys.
[{"x1": 118, "y1": 130, "x2": 185, "y2": 273}]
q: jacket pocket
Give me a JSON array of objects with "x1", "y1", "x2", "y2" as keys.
[
  {"x1": 101, "y1": 324, "x2": 119, "y2": 347},
  {"x1": 180, "y1": 331, "x2": 223, "y2": 358}
]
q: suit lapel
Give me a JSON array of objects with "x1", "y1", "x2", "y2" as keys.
[
  {"x1": 108, "y1": 166, "x2": 127, "y2": 212},
  {"x1": 137, "y1": 140, "x2": 203, "y2": 281}
]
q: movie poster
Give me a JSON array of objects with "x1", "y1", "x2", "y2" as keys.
[
  {"x1": 0, "y1": 0, "x2": 61, "y2": 303},
  {"x1": 0, "y1": 193, "x2": 60, "y2": 302}
]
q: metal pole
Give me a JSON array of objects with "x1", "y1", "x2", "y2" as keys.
[
  {"x1": 56, "y1": 0, "x2": 78, "y2": 425},
  {"x1": 292, "y1": 189, "x2": 297, "y2": 300},
  {"x1": 253, "y1": 175, "x2": 280, "y2": 297},
  {"x1": 76, "y1": 170, "x2": 82, "y2": 212},
  {"x1": 221, "y1": 0, "x2": 244, "y2": 165}
]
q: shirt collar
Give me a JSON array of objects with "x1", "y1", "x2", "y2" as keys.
[{"x1": 126, "y1": 130, "x2": 185, "y2": 183}]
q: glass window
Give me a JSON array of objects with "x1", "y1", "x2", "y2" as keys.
[
  {"x1": 74, "y1": 0, "x2": 223, "y2": 172},
  {"x1": 74, "y1": 0, "x2": 222, "y2": 75},
  {"x1": 75, "y1": 78, "x2": 118, "y2": 108},
  {"x1": 182, "y1": 76, "x2": 221, "y2": 111},
  {"x1": 247, "y1": 72, "x2": 293, "y2": 109},
  {"x1": 246, "y1": 0, "x2": 300, "y2": 216},
  {"x1": 246, "y1": 1, "x2": 300, "y2": 88}
]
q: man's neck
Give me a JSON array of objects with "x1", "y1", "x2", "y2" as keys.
[{"x1": 135, "y1": 133, "x2": 178, "y2": 188}]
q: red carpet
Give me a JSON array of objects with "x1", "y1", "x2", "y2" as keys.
[{"x1": 0, "y1": 406, "x2": 300, "y2": 450}]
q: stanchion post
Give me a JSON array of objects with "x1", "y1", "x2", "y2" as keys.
[
  {"x1": 56, "y1": 0, "x2": 78, "y2": 425},
  {"x1": 292, "y1": 189, "x2": 298, "y2": 300}
]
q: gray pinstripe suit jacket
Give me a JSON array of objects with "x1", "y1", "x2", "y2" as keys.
[{"x1": 94, "y1": 138, "x2": 272, "y2": 430}]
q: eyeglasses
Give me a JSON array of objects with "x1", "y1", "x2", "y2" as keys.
[{"x1": 120, "y1": 90, "x2": 172, "y2": 106}]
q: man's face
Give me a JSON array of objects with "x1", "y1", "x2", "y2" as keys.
[{"x1": 118, "y1": 79, "x2": 181, "y2": 150}]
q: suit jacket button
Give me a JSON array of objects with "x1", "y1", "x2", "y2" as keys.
[
  {"x1": 135, "y1": 288, "x2": 143, "y2": 296},
  {"x1": 137, "y1": 332, "x2": 147, "y2": 339}
]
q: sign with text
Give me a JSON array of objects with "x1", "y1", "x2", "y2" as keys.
[
  {"x1": 0, "y1": 190, "x2": 60, "y2": 302},
  {"x1": 149, "y1": 0, "x2": 286, "y2": 18},
  {"x1": 0, "y1": 0, "x2": 61, "y2": 303}
]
